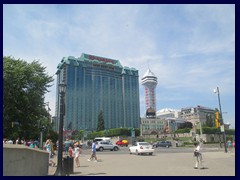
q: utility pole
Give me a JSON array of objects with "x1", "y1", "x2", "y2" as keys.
[{"x1": 214, "y1": 87, "x2": 228, "y2": 153}]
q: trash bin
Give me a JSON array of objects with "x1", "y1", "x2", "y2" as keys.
[{"x1": 63, "y1": 156, "x2": 74, "y2": 175}]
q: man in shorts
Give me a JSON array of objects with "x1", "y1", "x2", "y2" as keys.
[{"x1": 88, "y1": 140, "x2": 97, "y2": 162}]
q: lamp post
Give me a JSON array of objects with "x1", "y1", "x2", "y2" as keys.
[
  {"x1": 214, "y1": 87, "x2": 228, "y2": 153},
  {"x1": 55, "y1": 83, "x2": 67, "y2": 176},
  {"x1": 131, "y1": 128, "x2": 135, "y2": 145},
  {"x1": 195, "y1": 110, "x2": 203, "y2": 142},
  {"x1": 198, "y1": 111, "x2": 203, "y2": 140}
]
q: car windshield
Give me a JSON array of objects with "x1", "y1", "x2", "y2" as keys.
[{"x1": 139, "y1": 142, "x2": 150, "y2": 146}]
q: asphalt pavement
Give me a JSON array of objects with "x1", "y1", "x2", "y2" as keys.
[{"x1": 48, "y1": 147, "x2": 235, "y2": 176}]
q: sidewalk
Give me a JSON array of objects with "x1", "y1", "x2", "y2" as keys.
[{"x1": 48, "y1": 151, "x2": 235, "y2": 176}]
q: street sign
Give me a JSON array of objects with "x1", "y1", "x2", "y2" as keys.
[
  {"x1": 220, "y1": 125, "x2": 225, "y2": 132},
  {"x1": 131, "y1": 129, "x2": 135, "y2": 137}
]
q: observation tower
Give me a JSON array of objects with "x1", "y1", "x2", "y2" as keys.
[{"x1": 141, "y1": 69, "x2": 158, "y2": 117}]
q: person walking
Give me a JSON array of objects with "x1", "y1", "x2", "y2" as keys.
[
  {"x1": 29, "y1": 140, "x2": 37, "y2": 148},
  {"x1": 227, "y1": 139, "x2": 233, "y2": 153},
  {"x1": 64, "y1": 139, "x2": 71, "y2": 155},
  {"x1": 88, "y1": 140, "x2": 97, "y2": 162},
  {"x1": 73, "y1": 144, "x2": 81, "y2": 167},
  {"x1": 45, "y1": 139, "x2": 56, "y2": 167},
  {"x1": 193, "y1": 142, "x2": 204, "y2": 169}
]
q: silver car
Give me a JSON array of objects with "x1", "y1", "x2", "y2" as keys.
[{"x1": 96, "y1": 141, "x2": 119, "y2": 151}]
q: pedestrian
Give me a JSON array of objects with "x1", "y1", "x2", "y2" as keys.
[
  {"x1": 64, "y1": 139, "x2": 71, "y2": 155},
  {"x1": 7, "y1": 139, "x2": 13, "y2": 144},
  {"x1": 16, "y1": 137, "x2": 20, "y2": 144},
  {"x1": 45, "y1": 139, "x2": 56, "y2": 167},
  {"x1": 73, "y1": 144, "x2": 81, "y2": 167},
  {"x1": 69, "y1": 146, "x2": 73, "y2": 157},
  {"x1": 193, "y1": 142, "x2": 204, "y2": 169},
  {"x1": 29, "y1": 140, "x2": 37, "y2": 148},
  {"x1": 88, "y1": 140, "x2": 97, "y2": 162},
  {"x1": 227, "y1": 139, "x2": 233, "y2": 153},
  {"x1": 3, "y1": 138, "x2": 8, "y2": 144}
]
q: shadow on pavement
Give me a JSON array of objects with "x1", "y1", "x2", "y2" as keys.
[{"x1": 87, "y1": 173, "x2": 107, "y2": 175}]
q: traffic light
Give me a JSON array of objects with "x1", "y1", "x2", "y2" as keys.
[{"x1": 215, "y1": 111, "x2": 220, "y2": 128}]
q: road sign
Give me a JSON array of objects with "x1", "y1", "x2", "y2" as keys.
[
  {"x1": 220, "y1": 125, "x2": 225, "y2": 132},
  {"x1": 131, "y1": 129, "x2": 135, "y2": 137}
]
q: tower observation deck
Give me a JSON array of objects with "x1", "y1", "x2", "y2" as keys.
[{"x1": 141, "y1": 69, "x2": 158, "y2": 116}]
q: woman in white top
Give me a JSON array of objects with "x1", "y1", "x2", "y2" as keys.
[
  {"x1": 193, "y1": 142, "x2": 204, "y2": 169},
  {"x1": 74, "y1": 144, "x2": 81, "y2": 167}
]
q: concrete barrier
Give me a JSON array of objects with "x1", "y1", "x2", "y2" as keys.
[{"x1": 3, "y1": 144, "x2": 49, "y2": 176}]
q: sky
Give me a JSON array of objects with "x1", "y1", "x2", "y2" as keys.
[{"x1": 3, "y1": 4, "x2": 235, "y2": 128}]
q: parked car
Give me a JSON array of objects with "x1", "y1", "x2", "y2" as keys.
[
  {"x1": 152, "y1": 141, "x2": 172, "y2": 148},
  {"x1": 96, "y1": 141, "x2": 119, "y2": 151},
  {"x1": 129, "y1": 142, "x2": 154, "y2": 155},
  {"x1": 94, "y1": 137, "x2": 111, "y2": 142},
  {"x1": 116, "y1": 140, "x2": 129, "y2": 147}
]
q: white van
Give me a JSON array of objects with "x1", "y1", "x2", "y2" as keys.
[{"x1": 94, "y1": 137, "x2": 111, "y2": 142}]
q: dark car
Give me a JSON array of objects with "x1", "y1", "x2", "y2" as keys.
[{"x1": 152, "y1": 141, "x2": 172, "y2": 148}]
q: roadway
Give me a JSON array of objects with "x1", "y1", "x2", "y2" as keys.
[{"x1": 48, "y1": 145, "x2": 235, "y2": 176}]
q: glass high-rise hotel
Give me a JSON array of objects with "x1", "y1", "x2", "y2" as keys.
[{"x1": 55, "y1": 53, "x2": 140, "y2": 132}]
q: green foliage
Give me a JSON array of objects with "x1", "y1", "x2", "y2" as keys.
[
  {"x1": 3, "y1": 56, "x2": 54, "y2": 140},
  {"x1": 46, "y1": 130, "x2": 58, "y2": 143},
  {"x1": 86, "y1": 128, "x2": 140, "y2": 139},
  {"x1": 183, "y1": 142, "x2": 194, "y2": 146},
  {"x1": 201, "y1": 127, "x2": 219, "y2": 134},
  {"x1": 225, "y1": 129, "x2": 235, "y2": 135},
  {"x1": 195, "y1": 127, "x2": 235, "y2": 135},
  {"x1": 204, "y1": 114, "x2": 214, "y2": 127},
  {"x1": 175, "y1": 136, "x2": 192, "y2": 141},
  {"x1": 97, "y1": 110, "x2": 105, "y2": 131},
  {"x1": 174, "y1": 128, "x2": 191, "y2": 133}
]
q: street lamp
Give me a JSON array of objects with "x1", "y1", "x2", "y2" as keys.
[
  {"x1": 197, "y1": 110, "x2": 203, "y2": 140},
  {"x1": 55, "y1": 83, "x2": 67, "y2": 176},
  {"x1": 214, "y1": 87, "x2": 228, "y2": 153},
  {"x1": 130, "y1": 128, "x2": 135, "y2": 145}
]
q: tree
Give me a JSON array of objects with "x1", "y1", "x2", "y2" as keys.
[
  {"x1": 97, "y1": 110, "x2": 104, "y2": 131},
  {"x1": 3, "y1": 56, "x2": 54, "y2": 139},
  {"x1": 205, "y1": 114, "x2": 214, "y2": 127}
]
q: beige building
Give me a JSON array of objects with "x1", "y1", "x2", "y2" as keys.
[
  {"x1": 180, "y1": 105, "x2": 215, "y2": 127},
  {"x1": 140, "y1": 108, "x2": 186, "y2": 135}
]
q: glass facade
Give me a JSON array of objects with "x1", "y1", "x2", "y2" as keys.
[{"x1": 55, "y1": 53, "x2": 140, "y2": 131}]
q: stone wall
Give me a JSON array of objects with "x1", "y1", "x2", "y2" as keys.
[{"x1": 3, "y1": 144, "x2": 49, "y2": 176}]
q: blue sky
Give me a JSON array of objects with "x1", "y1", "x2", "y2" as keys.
[{"x1": 3, "y1": 4, "x2": 235, "y2": 128}]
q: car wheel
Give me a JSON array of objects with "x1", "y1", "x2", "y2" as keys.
[
  {"x1": 166, "y1": 145, "x2": 169, "y2": 148},
  {"x1": 114, "y1": 147, "x2": 118, "y2": 151},
  {"x1": 149, "y1": 153, "x2": 153, "y2": 155},
  {"x1": 99, "y1": 147, "x2": 104, "y2": 151},
  {"x1": 129, "y1": 149, "x2": 132, "y2": 154}
]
